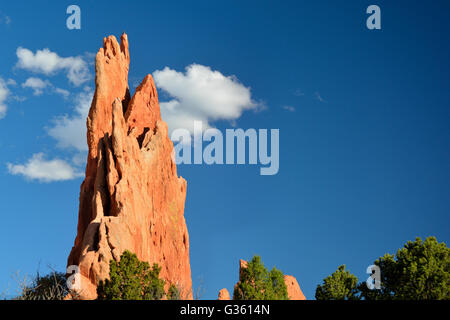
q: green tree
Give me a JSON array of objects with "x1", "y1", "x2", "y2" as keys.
[
  {"x1": 233, "y1": 256, "x2": 289, "y2": 300},
  {"x1": 316, "y1": 237, "x2": 450, "y2": 300},
  {"x1": 97, "y1": 250, "x2": 166, "y2": 300},
  {"x1": 167, "y1": 284, "x2": 181, "y2": 300},
  {"x1": 360, "y1": 237, "x2": 450, "y2": 300},
  {"x1": 315, "y1": 265, "x2": 359, "y2": 300}
]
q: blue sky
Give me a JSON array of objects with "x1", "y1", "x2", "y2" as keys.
[{"x1": 0, "y1": 0, "x2": 449, "y2": 299}]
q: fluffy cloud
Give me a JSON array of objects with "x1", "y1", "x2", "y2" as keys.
[
  {"x1": 153, "y1": 64, "x2": 258, "y2": 134},
  {"x1": 7, "y1": 153, "x2": 83, "y2": 182},
  {"x1": 6, "y1": 46, "x2": 94, "y2": 183},
  {"x1": 6, "y1": 87, "x2": 92, "y2": 183},
  {"x1": 47, "y1": 87, "x2": 93, "y2": 151},
  {"x1": 16, "y1": 47, "x2": 90, "y2": 86},
  {"x1": 21, "y1": 77, "x2": 51, "y2": 96},
  {"x1": 54, "y1": 87, "x2": 70, "y2": 98},
  {"x1": 21, "y1": 77, "x2": 71, "y2": 98},
  {"x1": 0, "y1": 77, "x2": 10, "y2": 119}
]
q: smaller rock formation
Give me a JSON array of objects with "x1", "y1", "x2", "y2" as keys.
[
  {"x1": 218, "y1": 288, "x2": 231, "y2": 300},
  {"x1": 284, "y1": 275, "x2": 306, "y2": 300},
  {"x1": 225, "y1": 259, "x2": 306, "y2": 300}
]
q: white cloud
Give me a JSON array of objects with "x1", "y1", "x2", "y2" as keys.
[
  {"x1": 71, "y1": 152, "x2": 87, "y2": 167},
  {"x1": 7, "y1": 86, "x2": 91, "y2": 183},
  {"x1": 282, "y1": 105, "x2": 296, "y2": 112},
  {"x1": 47, "y1": 87, "x2": 93, "y2": 151},
  {"x1": 6, "y1": 79, "x2": 17, "y2": 86},
  {"x1": 21, "y1": 77, "x2": 51, "y2": 96},
  {"x1": 21, "y1": 77, "x2": 72, "y2": 98},
  {"x1": 153, "y1": 64, "x2": 258, "y2": 135},
  {"x1": 16, "y1": 47, "x2": 90, "y2": 86},
  {"x1": 54, "y1": 87, "x2": 70, "y2": 99},
  {"x1": 11, "y1": 95, "x2": 26, "y2": 102},
  {"x1": 0, "y1": 77, "x2": 10, "y2": 119},
  {"x1": 7, "y1": 153, "x2": 83, "y2": 182}
]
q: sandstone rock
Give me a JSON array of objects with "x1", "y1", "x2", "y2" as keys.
[
  {"x1": 239, "y1": 259, "x2": 248, "y2": 279},
  {"x1": 283, "y1": 275, "x2": 306, "y2": 300},
  {"x1": 218, "y1": 288, "x2": 231, "y2": 300},
  {"x1": 67, "y1": 33, "x2": 192, "y2": 299}
]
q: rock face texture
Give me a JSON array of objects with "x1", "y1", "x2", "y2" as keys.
[
  {"x1": 230, "y1": 259, "x2": 306, "y2": 300},
  {"x1": 283, "y1": 275, "x2": 306, "y2": 300},
  {"x1": 218, "y1": 288, "x2": 231, "y2": 300},
  {"x1": 67, "y1": 33, "x2": 192, "y2": 299}
]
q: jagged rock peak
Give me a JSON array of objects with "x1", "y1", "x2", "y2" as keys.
[{"x1": 67, "y1": 33, "x2": 192, "y2": 299}]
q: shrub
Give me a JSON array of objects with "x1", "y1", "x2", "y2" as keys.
[
  {"x1": 233, "y1": 255, "x2": 289, "y2": 300},
  {"x1": 16, "y1": 271, "x2": 69, "y2": 300},
  {"x1": 97, "y1": 250, "x2": 168, "y2": 300},
  {"x1": 315, "y1": 265, "x2": 359, "y2": 300},
  {"x1": 167, "y1": 284, "x2": 181, "y2": 300}
]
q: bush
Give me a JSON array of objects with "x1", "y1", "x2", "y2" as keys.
[
  {"x1": 97, "y1": 250, "x2": 172, "y2": 300},
  {"x1": 167, "y1": 284, "x2": 181, "y2": 300},
  {"x1": 359, "y1": 236, "x2": 450, "y2": 300},
  {"x1": 233, "y1": 256, "x2": 289, "y2": 300},
  {"x1": 16, "y1": 271, "x2": 69, "y2": 300},
  {"x1": 315, "y1": 265, "x2": 359, "y2": 300}
]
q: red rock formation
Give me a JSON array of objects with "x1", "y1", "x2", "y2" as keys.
[
  {"x1": 67, "y1": 33, "x2": 192, "y2": 299},
  {"x1": 218, "y1": 288, "x2": 231, "y2": 300},
  {"x1": 230, "y1": 259, "x2": 306, "y2": 300},
  {"x1": 283, "y1": 275, "x2": 306, "y2": 300},
  {"x1": 239, "y1": 259, "x2": 248, "y2": 278}
]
